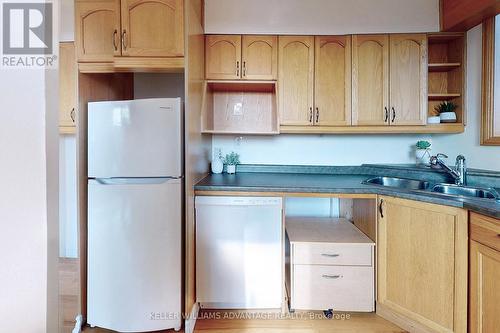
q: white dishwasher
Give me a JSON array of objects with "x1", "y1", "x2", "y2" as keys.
[{"x1": 195, "y1": 196, "x2": 283, "y2": 309}]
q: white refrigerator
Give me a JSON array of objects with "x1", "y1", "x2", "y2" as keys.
[{"x1": 87, "y1": 98, "x2": 182, "y2": 332}]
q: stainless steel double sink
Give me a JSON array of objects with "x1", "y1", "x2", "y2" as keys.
[{"x1": 362, "y1": 176, "x2": 500, "y2": 201}]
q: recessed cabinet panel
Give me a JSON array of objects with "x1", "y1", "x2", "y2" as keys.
[
  {"x1": 75, "y1": 0, "x2": 121, "y2": 62},
  {"x1": 377, "y1": 196, "x2": 467, "y2": 332},
  {"x1": 241, "y1": 35, "x2": 277, "y2": 80},
  {"x1": 278, "y1": 36, "x2": 314, "y2": 126},
  {"x1": 206, "y1": 35, "x2": 242, "y2": 80},
  {"x1": 352, "y1": 35, "x2": 389, "y2": 126},
  {"x1": 120, "y1": 0, "x2": 184, "y2": 57},
  {"x1": 390, "y1": 34, "x2": 427, "y2": 125},
  {"x1": 314, "y1": 36, "x2": 351, "y2": 126}
]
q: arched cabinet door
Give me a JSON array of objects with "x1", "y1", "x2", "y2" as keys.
[
  {"x1": 389, "y1": 34, "x2": 428, "y2": 126},
  {"x1": 278, "y1": 36, "x2": 314, "y2": 126},
  {"x1": 314, "y1": 36, "x2": 352, "y2": 126},
  {"x1": 352, "y1": 35, "x2": 389, "y2": 126},
  {"x1": 75, "y1": 0, "x2": 121, "y2": 62},
  {"x1": 241, "y1": 36, "x2": 277, "y2": 80},
  {"x1": 120, "y1": 0, "x2": 184, "y2": 57},
  {"x1": 205, "y1": 35, "x2": 242, "y2": 80}
]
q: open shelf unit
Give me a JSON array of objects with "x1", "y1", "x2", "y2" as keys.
[
  {"x1": 427, "y1": 33, "x2": 466, "y2": 126},
  {"x1": 201, "y1": 80, "x2": 279, "y2": 135}
]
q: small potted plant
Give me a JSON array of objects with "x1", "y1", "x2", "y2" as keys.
[
  {"x1": 435, "y1": 101, "x2": 458, "y2": 123},
  {"x1": 224, "y1": 152, "x2": 240, "y2": 174},
  {"x1": 415, "y1": 140, "x2": 432, "y2": 165}
]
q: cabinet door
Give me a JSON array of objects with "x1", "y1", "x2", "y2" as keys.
[
  {"x1": 377, "y1": 196, "x2": 467, "y2": 333},
  {"x1": 241, "y1": 35, "x2": 277, "y2": 80},
  {"x1": 75, "y1": 0, "x2": 121, "y2": 62},
  {"x1": 352, "y1": 35, "x2": 389, "y2": 126},
  {"x1": 314, "y1": 36, "x2": 351, "y2": 126},
  {"x1": 59, "y1": 42, "x2": 77, "y2": 133},
  {"x1": 469, "y1": 240, "x2": 500, "y2": 333},
  {"x1": 389, "y1": 34, "x2": 427, "y2": 126},
  {"x1": 206, "y1": 35, "x2": 241, "y2": 80},
  {"x1": 278, "y1": 36, "x2": 314, "y2": 126},
  {"x1": 120, "y1": 0, "x2": 184, "y2": 57}
]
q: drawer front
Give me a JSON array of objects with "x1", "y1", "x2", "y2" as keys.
[
  {"x1": 471, "y1": 213, "x2": 500, "y2": 252},
  {"x1": 293, "y1": 243, "x2": 372, "y2": 266},
  {"x1": 292, "y1": 265, "x2": 374, "y2": 312}
]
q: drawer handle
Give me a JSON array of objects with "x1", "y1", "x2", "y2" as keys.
[
  {"x1": 322, "y1": 274, "x2": 342, "y2": 279},
  {"x1": 321, "y1": 253, "x2": 340, "y2": 257}
]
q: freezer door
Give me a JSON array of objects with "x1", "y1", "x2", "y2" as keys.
[
  {"x1": 87, "y1": 178, "x2": 181, "y2": 332},
  {"x1": 88, "y1": 98, "x2": 182, "y2": 178}
]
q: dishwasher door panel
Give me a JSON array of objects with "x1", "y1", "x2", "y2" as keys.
[{"x1": 195, "y1": 196, "x2": 283, "y2": 309}]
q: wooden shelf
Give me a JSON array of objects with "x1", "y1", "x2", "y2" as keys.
[
  {"x1": 428, "y1": 63, "x2": 461, "y2": 72},
  {"x1": 428, "y1": 93, "x2": 461, "y2": 101},
  {"x1": 201, "y1": 80, "x2": 279, "y2": 135}
]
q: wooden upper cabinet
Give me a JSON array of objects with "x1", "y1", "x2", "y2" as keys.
[
  {"x1": 120, "y1": 0, "x2": 184, "y2": 57},
  {"x1": 377, "y1": 196, "x2": 467, "y2": 333},
  {"x1": 278, "y1": 36, "x2": 314, "y2": 126},
  {"x1": 352, "y1": 35, "x2": 389, "y2": 126},
  {"x1": 314, "y1": 36, "x2": 351, "y2": 126},
  {"x1": 241, "y1": 35, "x2": 277, "y2": 80},
  {"x1": 75, "y1": 0, "x2": 121, "y2": 62},
  {"x1": 206, "y1": 35, "x2": 242, "y2": 80},
  {"x1": 59, "y1": 42, "x2": 77, "y2": 133},
  {"x1": 389, "y1": 34, "x2": 427, "y2": 126}
]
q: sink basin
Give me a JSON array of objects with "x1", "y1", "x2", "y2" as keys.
[
  {"x1": 362, "y1": 176, "x2": 431, "y2": 190},
  {"x1": 431, "y1": 184, "x2": 500, "y2": 200}
]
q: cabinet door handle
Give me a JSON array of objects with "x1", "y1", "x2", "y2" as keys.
[
  {"x1": 70, "y1": 108, "x2": 75, "y2": 123},
  {"x1": 309, "y1": 107, "x2": 313, "y2": 123},
  {"x1": 315, "y1": 107, "x2": 320, "y2": 123},
  {"x1": 112, "y1": 29, "x2": 118, "y2": 51},
  {"x1": 322, "y1": 274, "x2": 342, "y2": 279},
  {"x1": 379, "y1": 199, "x2": 384, "y2": 218},
  {"x1": 236, "y1": 61, "x2": 240, "y2": 76},
  {"x1": 321, "y1": 253, "x2": 340, "y2": 257},
  {"x1": 384, "y1": 107, "x2": 389, "y2": 123},
  {"x1": 391, "y1": 107, "x2": 396, "y2": 123},
  {"x1": 121, "y1": 30, "x2": 127, "y2": 50},
  {"x1": 242, "y1": 61, "x2": 246, "y2": 77}
]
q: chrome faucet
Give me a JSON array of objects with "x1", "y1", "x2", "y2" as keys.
[{"x1": 430, "y1": 153, "x2": 467, "y2": 185}]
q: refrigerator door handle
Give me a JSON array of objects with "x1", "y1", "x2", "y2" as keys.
[{"x1": 90, "y1": 177, "x2": 182, "y2": 185}]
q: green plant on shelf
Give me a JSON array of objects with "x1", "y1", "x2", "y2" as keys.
[{"x1": 434, "y1": 101, "x2": 457, "y2": 114}]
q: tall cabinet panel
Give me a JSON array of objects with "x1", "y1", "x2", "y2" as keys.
[
  {"x1": 241, "y1": 35, "x2": 277, "y2": 80},
  {"x1": 314, "y1": 36, "x2": 351, "y2": 126},
  {"x1": 389, "y1": 34, "x2": 427, "y2": 125},
  {"x1": 278, "y1": 36, "x2": 314, "y2": 126},
  {"x1": 352, "y1": 35, "x2": 389, "y2": 126},
  {"x1": 75, "y1": 0, "x2": 121, "y2": 62},
  {"x1": 59, "y1": 42, "x2": 78, "y2": 133},
  {"x1": 120, "y1": 0, "x2": 184, "y2": 57},
  {"x1": 206, "y1": 35, "x2": 242, "y2": 80}
]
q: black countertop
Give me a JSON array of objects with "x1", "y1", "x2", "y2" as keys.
[{"x1": 194, "y1": 170, "x2": 500, "y2": 219}]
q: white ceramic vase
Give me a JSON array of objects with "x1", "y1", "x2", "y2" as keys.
[
  {"x1": 416, "y1": 148, "x2": 432, "y2": 166},
  {"x1": 226, "y1": 165, "x2": 236, "y2": 174},
  {"x1": 211, "y1": 148, "x2": 223, "y2": 174}
]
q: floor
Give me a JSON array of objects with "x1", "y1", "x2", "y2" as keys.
[{"x1": 60, "y1": 259, "x2": 405, "y2": 333}]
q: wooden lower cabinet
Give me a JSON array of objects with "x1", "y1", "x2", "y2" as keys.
[
  {"x1": 469, "y1": 213, "x2": 500, "y2": 333},
  {"x1": 377, "y1": 196, "x2": 467, "y2": 333}
]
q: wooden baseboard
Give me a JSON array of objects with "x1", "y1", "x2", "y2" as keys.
[
  {"x1": 376, "y1": 303, "x2": 436, "y2": 333},
  {"x1": 184, "y1": 302, "x2": 200, "y2": 333}
]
